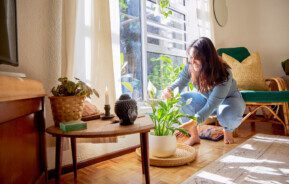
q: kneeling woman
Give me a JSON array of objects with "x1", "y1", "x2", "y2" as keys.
[{"x1": 162, "y1": 37, "x2": 245, "y2": 145}]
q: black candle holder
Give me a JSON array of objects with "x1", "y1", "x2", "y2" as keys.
[{"x1": 100, "y1": 104, "x2": 115, "y2": 120}]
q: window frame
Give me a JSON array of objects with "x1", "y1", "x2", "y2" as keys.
[
  {"x1": 112, "y1": 0, "x2": 208, "y2": 101},
  {"x1": 142, "y1": 0, "x2": 197, "y2": 101}
]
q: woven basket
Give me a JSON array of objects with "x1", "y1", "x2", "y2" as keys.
[
  {"x1": 49, "y1": 96, "x2": 86, "y2": 127},
  {"x1": 135, "y1": 143, "x2": 196, "y2": 167}
]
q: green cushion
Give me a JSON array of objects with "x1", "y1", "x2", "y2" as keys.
[
  {"x1": 217, "y1": 47, "x2": 250, "y2": 62},
  {"x1": 241, "y1": 90, "x2": 289, "y2": 102}
]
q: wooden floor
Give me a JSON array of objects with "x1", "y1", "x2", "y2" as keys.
[{"x1": 49, "y1": 117, "x2": 285, "y2": 184}]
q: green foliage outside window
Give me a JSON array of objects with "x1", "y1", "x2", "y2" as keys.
[
  {"x1": 148, "y1": 55, "x2": 185, "y2": 98},
  {"x1": 158, "y1": 0, "x2": 172, "y2": 18},
  {"x1": 120, "y1": 52, "x2": 134, "y2": 93},
  {"x1": 120, "y1": 0, "x2": 128, "y2": 12}
]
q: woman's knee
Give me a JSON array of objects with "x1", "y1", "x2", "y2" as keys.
[
  {"x1": 180, "y1": 92, "x2": 194, "y2": 103},
  {"x1": 180, "y1": 92, "x2": 206, "y2": 105}
]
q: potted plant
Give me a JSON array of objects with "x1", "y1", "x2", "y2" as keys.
[
  {"x1": 49, "y1": 77, "x2": 99, "y2": 127},
  {"x1": 149, "y1": 89, "x2": 195, "y2": 157}
]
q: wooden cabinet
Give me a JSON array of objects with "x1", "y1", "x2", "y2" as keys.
[{"x1": 0, "y1": 76, "x2": 47, "y2": 184}]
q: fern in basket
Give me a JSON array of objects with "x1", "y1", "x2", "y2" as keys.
[{"x1": 149, "y1": 89, "x2": 196, "y2": 137}]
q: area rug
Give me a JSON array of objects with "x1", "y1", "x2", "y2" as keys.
[{"x1": 182, "y1": 134, "x2": 289, "y2": 184}]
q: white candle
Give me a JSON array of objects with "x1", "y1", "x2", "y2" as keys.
[{"x1": 105, "y1": 85, "x2": 109, "y2": 105}]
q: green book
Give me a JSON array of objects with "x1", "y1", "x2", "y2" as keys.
[{"x1": 60, "y1": 121, "x2": 87, "y2": 132}]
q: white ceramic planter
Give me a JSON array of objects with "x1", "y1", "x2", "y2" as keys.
[{"x1": 149, "y1": 134, "x2": 177, "y2": 158}]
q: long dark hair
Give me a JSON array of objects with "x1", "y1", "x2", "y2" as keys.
[{"x1": 187, "y1": 37, "x2": 230, "y2": 93}]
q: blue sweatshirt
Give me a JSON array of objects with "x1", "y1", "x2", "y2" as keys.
[{"x1": 168, "y1": 64, "x2": 240, "y2": 124}]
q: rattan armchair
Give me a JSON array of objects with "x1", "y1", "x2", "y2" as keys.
[
  {"x1": 218, "y1": 47, "x2": 289, "y2": 135},
  {"x1": 240, "y1": 77, "x2": 289, "y2": 135}
]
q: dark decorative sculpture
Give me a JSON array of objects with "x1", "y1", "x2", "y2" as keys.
[{"x1": 114, "y1": 94, "x2": 138, "y2": 125}]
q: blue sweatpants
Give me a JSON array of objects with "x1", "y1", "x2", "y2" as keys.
[{"x1": 180, "y1": 91, "x2": 245, "y2": 132}]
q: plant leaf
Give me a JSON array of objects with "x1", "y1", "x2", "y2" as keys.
[
  {"x1": 188, "y1": 82, "x2": 194, "y2": 91},
  {"x1": 121, "y1": 82, "x2": 133, "y2": 92},
  {"x1": 185, "y1": 98, "x2": 192, "y2": 105},
  {"x1": 174, "y1": 127, "x2": 190, "y2": 137}
]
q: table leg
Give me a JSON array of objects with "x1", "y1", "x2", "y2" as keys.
[
  {"x1": 140, "y1": 134, "x2": 145, "y2": 174},
  {"x1": 140, "y1": 132, "x2": 150, "y2": 184},
  {"x1": 71, "y1": 137, "x2": 77, "y2": 181},
  {"x1": 55, "y1": 136, "x2": 63, "y2": 184}
]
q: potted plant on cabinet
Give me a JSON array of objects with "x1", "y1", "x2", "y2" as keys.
[
  {"x1": 149, "y1": 89, "x2": 195, "y2": 157},
  {"x1": 49, "y1": 77, "x2": 99, "y2": 127}
]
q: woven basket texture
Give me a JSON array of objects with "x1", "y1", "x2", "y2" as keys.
[
  {"x1": 49, "y1": 96, "x2": 85, "y2": 127},
  {"x1": 136, "y1": 143, "x2": 196, "y2": 167}
]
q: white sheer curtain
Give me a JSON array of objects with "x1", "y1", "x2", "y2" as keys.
[
  {"x1": 45, "y1": 0, "x2": 77, "y2": 151},
  {"x1": 73, "y1": 0, "x2": 118, "y2": 144},
  {"x1": 47, "y1": 0, "x2": 117, "y2": 152},
  {"x1": 61, "y1": 0, "x2": 77, "y2": 79},
  {"x1": 74, "y1": 0, "x2": 116, "y2": 108}
]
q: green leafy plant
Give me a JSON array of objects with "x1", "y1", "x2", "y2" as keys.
[
  {"x1": 120, "y1": 52, "x2": 134, "y2": 93},
  {"x1": 148, "y1": 55, "x2": 185, "y2": 98},
  {"x1": 149, "y1": 90, "x2": 195, "y2": 136},
  {"x1": 120, "y1": 0, "x2": 128, "y2": 12},
  {"x1": 51, "y1": 77, "x2": 99, "y2": 98},
  {"x1": 159, "y1": 0, "x2": 172, "y2": 18}
]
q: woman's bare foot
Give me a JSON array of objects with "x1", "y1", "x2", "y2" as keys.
[
  {"x1": 175, "y1": 119, "x2": 197, "y2": 139},
  {"x1": 184, "y1": 136, "x2": 200, "y2": 146},
  {"x1": 185, "y1": 122, "x2": 200, "y2": 146},
  {"x1": 224, "y1": 130, "x2": 234, "y2": 144},
  {"x1": 179, "y1": 119, "x2": 197, "y2": 129}
]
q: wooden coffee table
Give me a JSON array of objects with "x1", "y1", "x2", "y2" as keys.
[{"x1": 46, "y1": 116, "x2": 154, "y2": 184}]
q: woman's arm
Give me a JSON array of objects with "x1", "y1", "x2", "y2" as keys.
[
  {"x1": 195, "y1": 71, "x2": 233, "y2": 124},
  {"x1": 167, "y1": 64, "x2": 191, "y2": 92}
]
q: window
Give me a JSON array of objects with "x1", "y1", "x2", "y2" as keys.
[
  {"x1": 118, "y1": 0, "x2": 211, "y2": 101},
  {"x1": 146, "y1": 0, "x2": 188, "y2": 99},
  {"x1": 119, "y1": 0, "x2": 143, "y2": 101}
]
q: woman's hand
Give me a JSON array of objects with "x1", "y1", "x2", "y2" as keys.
[{"x1": 162, "y1": 88, "x2": 172, "y2": 99}]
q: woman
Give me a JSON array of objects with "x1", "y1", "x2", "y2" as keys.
[{"x1": 162, "y1": 37, "x2": 245, "y2": 145}]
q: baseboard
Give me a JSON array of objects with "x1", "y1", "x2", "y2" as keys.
[
  {"x1": 48, "y1": 144, "x2": 140, "y2": 180},
  {"x1": 0, "y1": 71, "x2": 26, "y2": 78}
]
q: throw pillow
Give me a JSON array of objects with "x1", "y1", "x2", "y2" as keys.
[
  {"x1": 222, "y1": 52, "x2": 269, "y2": 91},
  {"x1": 81, "y1": 101, "x2": 101, "y2": 121},
  {"x1": 198, "y1": 125, "x2": 224, "y2": 141}
]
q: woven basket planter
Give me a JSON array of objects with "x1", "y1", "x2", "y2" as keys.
[{"x1": 49, "y1": 96, "x2": 86, "y2": 127}]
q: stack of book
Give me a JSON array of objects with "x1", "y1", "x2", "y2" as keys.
[{"x1": 59, "y1": 120, "x2": 87, "y2": 132}]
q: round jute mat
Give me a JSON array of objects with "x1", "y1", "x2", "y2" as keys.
[{"x1": 135, "y1": 143, "x2": 196, "y2": 167}]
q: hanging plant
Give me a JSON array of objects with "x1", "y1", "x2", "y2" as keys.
[{"x1": 158, "y1": 0, "x2": 172, "y2": 18}]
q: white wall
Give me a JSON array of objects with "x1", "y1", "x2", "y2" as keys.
[
  {"x1": 0, "y1": 0, "x2": 51, "y2": 82},
  {"x1": 213, "y1": 0, "x2": 289, "y2": 77}
]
